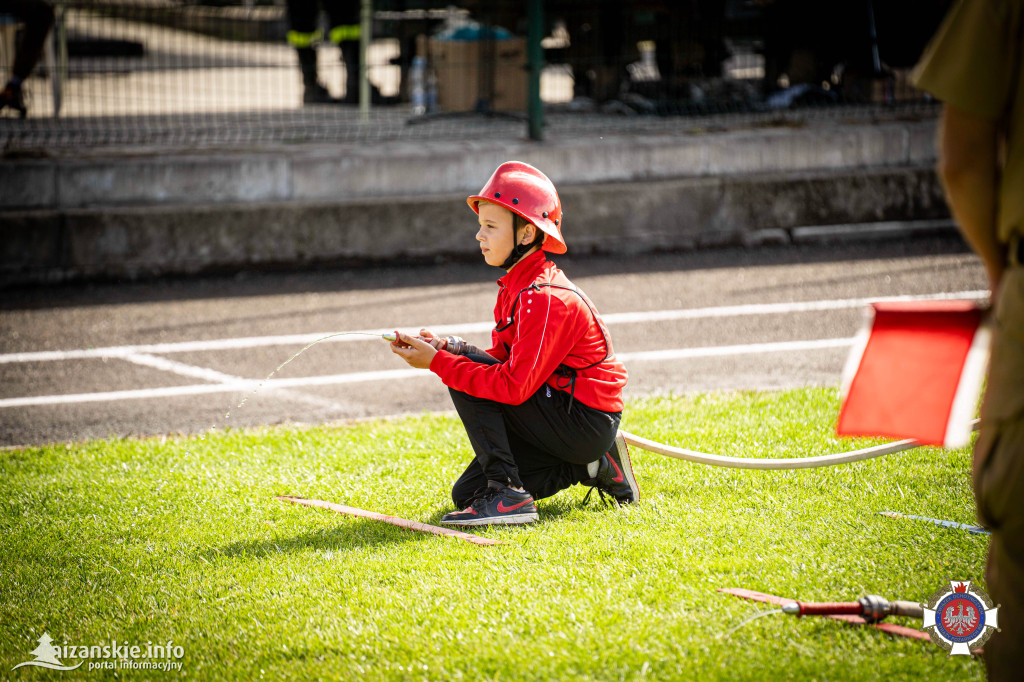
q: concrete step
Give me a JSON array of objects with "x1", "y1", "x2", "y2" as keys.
[
  {"x1": 1, "y1": 118, "x2": 938, "y2": 211},
  {"x1": 0, "y1": 115, "x2": 948, "y2": 286},
  {"x1": 3, "y1": 165, "x2": 951, "y2": 287}
]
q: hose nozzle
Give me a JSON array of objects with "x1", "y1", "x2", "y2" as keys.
[{"x1": 781, "y1": 595, "x2": 923, "y2": 621}]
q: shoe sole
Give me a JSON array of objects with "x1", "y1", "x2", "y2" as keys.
[
  {"x1": 441, "y1": 512, "x2": 538, "y2": 527},
  {"x1": 613, "y1": 432, "x2": 640, "y2": 503}
]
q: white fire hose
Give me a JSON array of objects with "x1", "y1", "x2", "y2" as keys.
[{"x1": 619, "y1": 420, "x2": 979, "y2": 470}]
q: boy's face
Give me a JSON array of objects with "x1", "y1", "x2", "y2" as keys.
[{"x1": 476, "y1": 201, "x2": 517, "y2": 268}]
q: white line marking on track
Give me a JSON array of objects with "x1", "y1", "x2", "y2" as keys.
[
  {"x1": 0, "y1": 368, "x2": 427, "y2": 408},
  {"x1": 0, "y1": 331, "x2": 417, "y2": 364},
  {"x1": 617, "y1": 337, "x2": 853, "y2": 362},
  {"x1": 602, "y1": 290, "x2": 988, "y2": 325},
  {"x1": 122, "y1": 353, "x2": 241, "y2": 384},
  {"x1": 0, "y1": 338, "x2": 854, "y2": 409},
  {"x1": 121, "y1": 355, "x2": 354, "y2": 413},
  {"x1": 0, "y1": 291, "x2": 986, "y2": 365},
  {"x1": 122, "y1": 353, "x2": 355, "y2": 413}
]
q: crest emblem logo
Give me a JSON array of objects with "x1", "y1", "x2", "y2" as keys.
[{"x1": 922, "y1": 580, "x2": 999, "y2": 655}]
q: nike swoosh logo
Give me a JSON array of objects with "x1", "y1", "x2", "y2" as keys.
[
  {"x1": 497, "y1": 498, "x2": 534, "y2": 513},
  {"x1": 609, "y1": 457, "x2": 625, "y2": 483}
]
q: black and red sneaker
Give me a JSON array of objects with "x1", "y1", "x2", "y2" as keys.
[
  {"x1": 441, "y1": 481, "x2": 538, "y2": 526},
  {"x1": 587, "y1": 432, "x2": 640, "y2": 504}
]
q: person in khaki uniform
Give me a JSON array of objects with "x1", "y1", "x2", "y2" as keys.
[{"x1": 912, "y1": 1, "x2": 1024, "y2": 676}]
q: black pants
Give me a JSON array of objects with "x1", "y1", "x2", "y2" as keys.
[
  {"x1": 1, "y1": 0, "x2": 54, "y2": 81},
  {"x1": 285, "y1": 0, "x2": 357, "y2": 35},
  {"x1": 448, "y1": 354, "x2": 621, "y2": 508}
]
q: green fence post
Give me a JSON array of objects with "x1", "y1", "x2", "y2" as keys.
[
  {"x1": 359, "y1": 0, "x2": 371, "y2": 124},
  {"x1": 527, "y1": 0, "x2": 544, "y2": 141}
]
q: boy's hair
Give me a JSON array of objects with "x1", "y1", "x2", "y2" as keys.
[
  {"x1": 513, "y1": 212, "x2": 544, "y2": 248},
  {"x1": 507, "y1": 212, "x2": 545, "y2": 268}
]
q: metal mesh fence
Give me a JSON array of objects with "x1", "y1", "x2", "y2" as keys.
[{"x1": 0, "y1": 0, "x2": 948, "y2": 151}]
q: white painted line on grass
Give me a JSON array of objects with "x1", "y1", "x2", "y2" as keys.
[
  {"x1": 0, "y1": 290, "x2": 986, "y2": 365},
  {"x1": 0, "y1": 338, "x2": 854, "y2": 409}
]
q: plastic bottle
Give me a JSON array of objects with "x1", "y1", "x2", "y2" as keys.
[
  {"x1": 425, "y1": 62, "x2": 438, "y2": 114},
  {"x1": 410, "y1": 56, "x2": 427, "y2": 115}
]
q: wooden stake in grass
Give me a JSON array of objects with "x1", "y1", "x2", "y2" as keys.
[{"x1": 275, "y1": 495, "x2": 500, "y2": 547}]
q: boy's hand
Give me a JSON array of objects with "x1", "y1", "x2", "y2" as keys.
[
  {"x1": 389, "y1": 331, "x2": 438, "y2": 369},
  {"x1": 418, "y1": 328, "x2": 447, "y2": 351}
]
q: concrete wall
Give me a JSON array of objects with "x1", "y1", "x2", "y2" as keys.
[
  {"x1": 1, "y1": 166, "x2": 949, "y2": 286},
  {"x1": 0, "y1": 118, "x2": 947, "y2": 286},
  {"x1": 0, "y1": 120, "x2": 938, "y2": 211}
]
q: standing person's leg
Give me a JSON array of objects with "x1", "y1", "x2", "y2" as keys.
[
  {"x1": 326, "y1": 0, "x2": 391, "y2": 104},
  {"x1": 981, "y1": 428, "x2": 1024, "y2": 681},
  {"x1": 1, "y1": 0, "x2": 54, "y2": 117},
  {"x1": 324, "y1": 0, "x2": 361, "y2": 104},
  {"x1": 285, "y1": 0, "x2": 337, "y2": 104},
  {"x1": 974, "y1": 267, "x2": 1024, "y2": 680},
  {"x1": 5, "y1": 0, "x2": 53, "y2": 81}
]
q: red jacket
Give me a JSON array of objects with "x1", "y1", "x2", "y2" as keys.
[{"x1": 430, "y1": 251, "x2": 628, "y2": 411}]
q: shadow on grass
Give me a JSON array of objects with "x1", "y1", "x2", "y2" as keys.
[{"x1": 200, "y1": 517, "x2": 428, "y2": 562}]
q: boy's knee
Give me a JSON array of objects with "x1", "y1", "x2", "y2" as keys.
[{"x1": 448, "y1": 386, "x2": 490, "y2": 406}]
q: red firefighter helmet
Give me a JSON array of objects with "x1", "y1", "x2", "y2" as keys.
[{"x1": 467, "y1": 161, "x2": 566, "y2": 254}]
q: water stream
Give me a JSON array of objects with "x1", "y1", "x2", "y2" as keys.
[
  {"x1": 720, "y1": 609, "x2": 784, "y2": 639},
  {"x1": 224, "y1": 331, "x2": 390, "y2": 420}
]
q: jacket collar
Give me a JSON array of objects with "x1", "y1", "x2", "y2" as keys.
[{"x1": 497, "y1": 250, "x2": 547, "y2": 291}]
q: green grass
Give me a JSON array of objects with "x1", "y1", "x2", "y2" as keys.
[{"x1": 0, "y1": 388, "x2": 986, "y2": 680}]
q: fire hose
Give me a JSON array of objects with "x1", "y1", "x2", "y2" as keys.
[
  {"x1": 781, "y1": 594, "x2": 924, "y2": 622},
  {"x1": 720, "y1": 588, "x2": 932, "y2": 642},
  {"x1": 619, "y1": 430, "x2": 924, "y2": 470},
  {"x1": 618, "y1": 419, "x2": 979, "y2": 470}
]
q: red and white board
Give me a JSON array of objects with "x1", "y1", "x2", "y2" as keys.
[{"x1": 837, "y1": 301, "x2": 990, "y2": 448}]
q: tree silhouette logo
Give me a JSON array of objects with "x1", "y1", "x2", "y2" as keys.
[{"x1": 11, "y1": 633, "x2": 83, "y2": 671}]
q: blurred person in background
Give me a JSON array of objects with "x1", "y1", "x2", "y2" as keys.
[
  {"x1": 0, "y1": 0, "x2": 54, "y2": 117},
  {"x1": 285, "y1": 0, "x2": 387, "y2": 105},
  {"x1": 912, "y1": 1, "x2": 1024, "y2": 677}
]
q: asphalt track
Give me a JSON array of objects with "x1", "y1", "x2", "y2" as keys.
[{"x1": 0, "y1": 234, "x2": 987, "y2": 448}]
